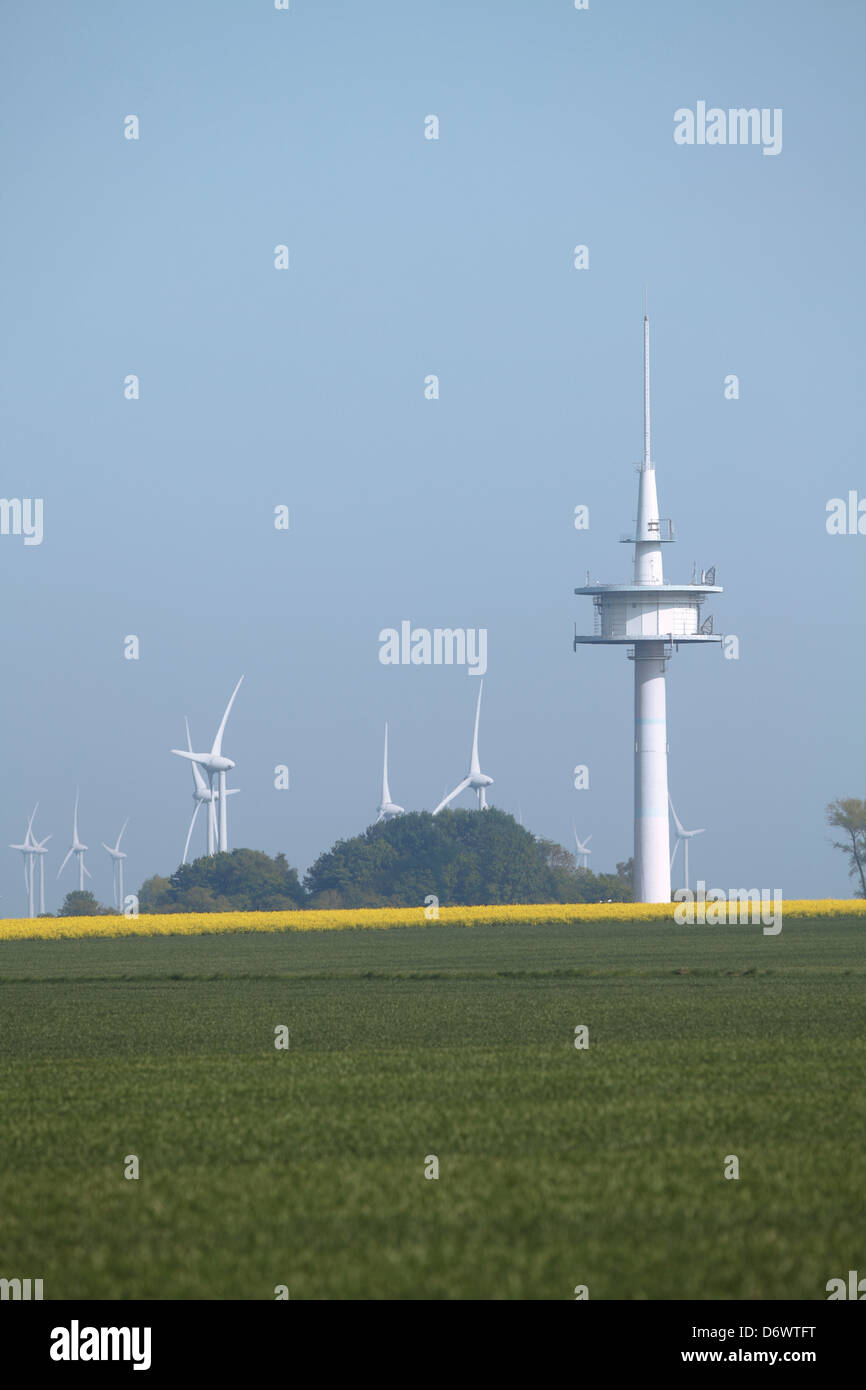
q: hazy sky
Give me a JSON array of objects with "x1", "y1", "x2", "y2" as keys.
[{"x1": 1, "y1": 0, "x2": 864, "y2": 911}]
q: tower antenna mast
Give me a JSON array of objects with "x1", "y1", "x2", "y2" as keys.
[{"x1": 643, "y1": 293, "x2": 651, "y2": 468}]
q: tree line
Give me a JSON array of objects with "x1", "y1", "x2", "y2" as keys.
[
  {"x1": 52, "y1": 800, "x2": 866, "y2": 917},
  {"x1": 54, "y1": 810, "x2": 634, "y2": 914}
]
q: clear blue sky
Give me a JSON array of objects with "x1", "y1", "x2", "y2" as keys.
[{"x1": 1, "y1": 0, "x2": 864, "y2": 910}]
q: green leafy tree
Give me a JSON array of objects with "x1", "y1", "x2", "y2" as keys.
[
  {"x1": 58, "y1": 890, "x2": 109, "y2": 917},
  {"x1": 827, "y1": 798, "x2": 866, "y2": 897},
  {"x1": 138, "y1": 875, "x2": 174, "y2": 913},
  {"x1": 305, "y1": 810, "x2": 633, "y2": 907},
  {"x1": 138, "y1": 850, "x2": 305, "y2": 913},
  {"x1": 616, "y1": 858, "x2": 634, "y2": 891}
]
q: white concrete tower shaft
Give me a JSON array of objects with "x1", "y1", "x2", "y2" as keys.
[
  {"x1": 633, "y1": 313, "x2": 671, "y2": 903},
  {"x1": 633, "y1": 644, "x2": 670, "y2": 901}
]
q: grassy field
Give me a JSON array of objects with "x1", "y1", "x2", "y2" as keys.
[{"x1": 0, "y1": 917, "x2": 863, "y2": 1299}]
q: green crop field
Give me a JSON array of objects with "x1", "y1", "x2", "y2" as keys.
[{"x1": 0, "y1": 917, "x2": 863, "y2": 1300}]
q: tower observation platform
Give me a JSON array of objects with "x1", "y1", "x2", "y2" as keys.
[{"x1": 573, "y1": 314, "x2": 723, "y2": 903}]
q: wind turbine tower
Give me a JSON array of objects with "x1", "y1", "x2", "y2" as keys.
[
  {"x1": 669, "y1": 795, "x2": 706, "y2": 895},
  {"x1": 31, "y1": 833, "x2": 50, "y2": 915},
  {"x1": 58, "y1": 792, "x2": 91, "y2": 893},
  {"x1": 179, "y1": 717, "x2": 239, "y2": 861},
  {"x1": 433, "y1": 681, "x2": 494, "y2": 814},
  {"x1": 102, "y1": 819, "x2": 129, "y2": 912},
  {"x1": 376, "y1": 723, "x2": 404, "y2": 823},
  {"x1": 573, "y1": 313, "x2": 723, "y2": 902},
  {"x1": 573, "y1": 827, "x2": 592, "y2": 869},
  {"x1": 10, "y1": 805, "x2": 44, "y2": 918},
  {"x1": 172, "y1": 677, "x2": 244, "y2": 855}
]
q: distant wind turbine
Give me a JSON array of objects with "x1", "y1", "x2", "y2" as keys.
[
  {"x1": 172, "y1": 677, "x2": 244, "y2": 854},
  {"x1": 433, "y1": 681, "x2": 494, "y2": 814},
  {"x1": 31, "y1": 832, "x2": 50, "y2": 915},
  {"x1": 180, "y1": 717, "x2": 239, "y2": 861},
  {"x1": 102, "y1": 819, "x2": 129, "y2": 912},
  {"x1": 58, "y1": 791, "x2": 91, "y2": 892},
  {"x1": 669, "y1": 794, "x2": 706, "y2": 893},
  {"x1": 573, "y1": 826, "x2": 592, "y2": 869},
  {"x1": 376, "y1": 723, "x2": 404, "y2": 823},
  {"x1": 10, "y1": 805, "x2": 45, "y2": 918}
]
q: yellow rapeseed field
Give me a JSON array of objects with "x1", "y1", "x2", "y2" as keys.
[{"x1": 0, "y1": 899, "x2": 862, "y2": 941}]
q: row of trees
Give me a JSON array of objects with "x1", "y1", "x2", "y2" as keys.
[
  {"x1": 53, "y1": 799, "x2": 866, "y2": 916},
  {"x1": 54, "y1": 810, "x2": 633, "y2": 914}
]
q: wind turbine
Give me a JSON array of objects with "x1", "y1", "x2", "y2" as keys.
[
  {"x1": 669, "y1": 794, "x2": 706, "y2": 893},
  {"x1": 433, "y1": 681, "x2": 494, "y2": 814},
  {"x1": 102, "y1": 819, "x2": 129, "y2": 912},
  {"x1": 171, "y1": 676, "x2": 244, "y2": 854},
  {"x1": 185, "y1": 718, "x2": 216, "y2": 858},
  {"x1": 31, "y1": 833, "x2": 50, "y2": 915},
  {"x1": 376, "y1": 722, "x2": 404, "y2": 823},
  {"x1": 58, "y1": 792, "x2": 91, "y2": 893},
  {"x1": 573, "y1": 826, "x2": 592, "y2": 869},
  {"x1": 10, "y1": 805, "x2": 42, "y2": 917},
  {"x1": 180, "y1": 718, "x2": 239, "y2": 862}
]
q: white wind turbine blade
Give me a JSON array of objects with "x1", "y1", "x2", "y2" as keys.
[
  {"x1": 72, "y1": 790, "x2": 81, "y2": 845},
  {"x1": 186, "y1": 719, "x2": 209, "y2": 794},
  {"x1": 57, "y1": 847, "x2": 74, "y2": 878},
  {"x1": 670, "y1": 838, "x2": 681, "y2": 871},
  {"x1": 83, "y1": 860, "x2": 92, "y2": 880},
  {"x1": 433, "y1": 777, "x2": 472, "y2": 815},
  {"x1": 211, "y1": 676, "x2": 244, "y2": 756},
  {"x1": 183, "y1": 802, "x2": 202, "y2": 864},
  {"x1": 382, "y1": 722, "x2": 391, "y2": 805},
  {"x1": 469, "y1": 681, "x2": 483, "y2": 776},
  {"x1": 114, "y1": 818, "x2": 129, "y2": 853},
  {"x1": 24, "y1": 804, "x2": 39, "y2": 846},
  {"x1": 668, "y1": 795, "x2": 686, "y2": 838}
]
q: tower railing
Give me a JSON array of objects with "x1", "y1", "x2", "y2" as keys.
[{"x1": 620, "y1": 518, "x2": 674, "y2": 543}]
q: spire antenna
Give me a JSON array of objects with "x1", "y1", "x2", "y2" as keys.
[{"x1": 643, "y1": 302, "x2": 651, "y2": 468}]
